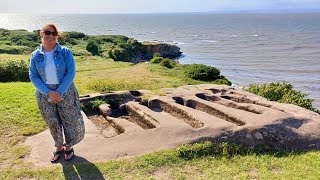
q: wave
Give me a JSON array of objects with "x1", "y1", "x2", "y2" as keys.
[
  {"x1": 201, "y1": 40, "x2": 218, "y2": 43},
  {"x1": 292, "y1": 45, "x2": 311, "y2": 50}
]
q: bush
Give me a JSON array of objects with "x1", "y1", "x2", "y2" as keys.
[
  {"x1": 111, "y1": 47, "x2": 131, "y2": 62},
  {"x1": 66, "y1": 31, "x2": 86, "y2": 39},
  {"x1": 177, "y1": 141, "x2": 245, "y2": 160},
  {"x1": 244, "y1": 82, "x2": 315, "y2": 111},
  {"x1": 4, "y1": 31, "x2": 40, "y2": 51},
  {"x1": 150, "y1": 57, "x2": 163, "y2": 64},
  {"x1": 212, "y1": 78, "x2": 232, "y2": 86},
  {"x1": 153, "y1": 52, "x2": 161, "y2": 58},
  {"x1": 183, "y1": 64, "x2": 220, "y2": 81},
  {"x1": 0, "y1": 60, "x2": 30, "y2": 82},
  {"x1": 70, "y1": 48, "x2": 92, "y2": 56},
  {"x1": 91, "y1": 99, "x2": 105, "y2": 110},
  {"x1": 86, "y1": 41, "x2": 100, "y2": 56},
  {"x1": 159, "y1": 58, "x2": 175, "y2": 68},
  {"x1": 0, "y1": 45, "x2": 30, "y2": 54}
]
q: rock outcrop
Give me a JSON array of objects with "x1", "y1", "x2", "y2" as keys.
[
  {"x1": 140, "y1": 42, "x2": 182, "y2": 60},
  {"x1": 24, "y1": 84, "x2": 320, "y2": 166},
  {"x1": 80, "y1": 84, "x2": 320, "y2": 151}
]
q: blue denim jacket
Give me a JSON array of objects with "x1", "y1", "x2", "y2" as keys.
[{"x1": 29, "y1": 43, "x2": 76, "y2": 97}]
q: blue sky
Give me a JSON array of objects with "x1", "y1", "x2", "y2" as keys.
[{"x1": 1, "y1": 0, "x2": 320, "y2": 13}]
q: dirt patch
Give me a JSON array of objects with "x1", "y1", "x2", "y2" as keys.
[{"x1": 89, "y1": 115, "x2": 124, "y2": 138}]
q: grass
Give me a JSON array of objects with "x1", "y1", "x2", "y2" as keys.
[
  {"x1": 1, "y1": 141, "x2": 320, "y2": 179},
  {"x1": 1, "y1": 54, "x2": 320, "y2": 179},
  {"x1": 74, "y1": 57, "x2": 203, "y2": 95}
]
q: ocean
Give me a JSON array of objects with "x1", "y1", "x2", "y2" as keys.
[{"x1": 1, "y1": 13, "x2": 320, "y2": 107}]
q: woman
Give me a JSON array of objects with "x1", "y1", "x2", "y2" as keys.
[{"x1": 29, "y1": 24, "x2": 85, "y2": 162}]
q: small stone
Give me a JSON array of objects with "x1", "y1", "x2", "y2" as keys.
[
  {"x1": 221, "y1": 136, "x2": 227, "y2": 139},
  {"x1": 246, "y1": 134, "x2": 252, "y2": 138},
  {"x1": 309, "y1": 144, "x2": 316, "y2": 148},
  {"x1": 99, "y1": 103, "x2": 112, "y2": 117},
  {"x1": 254, "y1": 132, "x2": 263, "y2": 139}
]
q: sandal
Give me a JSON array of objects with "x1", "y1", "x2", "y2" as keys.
[
  {"x1": 64, "y1": 148, "x2": 74, "y2": 161},
  {"x1": 51, "y1": 149, "x2": 64, "y2": 163}
]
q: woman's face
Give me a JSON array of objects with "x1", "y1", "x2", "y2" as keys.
[{"x1": 40, "y1": 26, "x2": 58, "y2": 46}]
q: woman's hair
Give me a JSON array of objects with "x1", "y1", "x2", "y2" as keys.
[{"x1": 41, "y1": 23, "x2": 64, "y2": 38}]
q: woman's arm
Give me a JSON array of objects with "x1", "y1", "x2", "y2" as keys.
[
  {"x1": 56, "y1": 48, "x2": 76, "y2": 97},
  {"x1": 29, "y1": 52, "x2": 52, "y2": 96}
]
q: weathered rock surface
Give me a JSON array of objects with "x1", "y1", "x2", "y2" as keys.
[
  {"x1": 156, "y1": 84, "x2": 320, "y2": 150},
  {"x1": 141, "y1": 42, "x2": 182, "y2": 60},
  {"x1": 23, "y1": 84, "x2": 320, "y2": 166}
]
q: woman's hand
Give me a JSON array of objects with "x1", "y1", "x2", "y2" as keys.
[{"x1": 48, "y1": 91, "x2": 62, "y2": 103}]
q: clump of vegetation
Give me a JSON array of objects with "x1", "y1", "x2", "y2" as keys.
[
  {"x1": 109, "y1": 47, "x2": 131, "y2": 61},
  {"x1": 87, "y1": 79, "x2": 146, "y2": 92},
  {"x1": 183, "y1": 64, "x2": 221, "y2": 81},
  {"x1": 108, "y1": 38, "x2": 142, "y2": 62},
  {"x1": 212, "y1": 78, "x2": 232, "y2": 86},
  {"x1": 244, "y1": 82, "x2": 315, "y2": 111},
  {"x1": 91, "y1": 98, "x2": 105, "y2": 110},
  {"x1": 177, "y1": 141, "x2": 247, "y2": 160},
  {"x1": 86, "y1": 41, "x2": 100, "y2": 56},
  {"x1": 58, "y1": 31, "x2": 86, "y2": 46},
  {"x1": 153, "y1": 52, "x2": 161, "y2": 57},
  {"x1": 150, "y1": 54, "x2": 177, "y2": 68},
  {"x1": 0, "y1": 45, "x2": 31, "y2": 54},
  {"x1": 0, "y1": 60, "x2": 30, "y2": 82},
  {"x1": 150, "y1": 57, "x2": 164, "y2": 64},
  {"x1": 64, "y1": 31, "x2": 86, "y2": 39},
  {"x1": 159, "y1": 58, "x2": 176, "y2": 68},
  {"x1": 0, "y1": 29, "x2": 40, "y2": 54}
]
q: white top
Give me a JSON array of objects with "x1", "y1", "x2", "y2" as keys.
[{"x1": 44, "y1": 50, "x2": 59, "y2": 84}]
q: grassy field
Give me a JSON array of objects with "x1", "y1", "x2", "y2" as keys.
[{"x1": 1, "y1": 54, "x2": 320, "y2": 179}]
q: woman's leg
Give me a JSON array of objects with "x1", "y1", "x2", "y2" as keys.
[
  {"x1": 36, "y1": 91, "x2": 65, "y2": 162},
  {"x1": 57, "y1": 85, "x2": 85, "y2": 157},
  {"x1": 36, "y1": 91, "x2": 65, "y2": 147}
]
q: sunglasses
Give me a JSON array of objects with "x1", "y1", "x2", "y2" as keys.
[{"x1": 43, "y1": 30, "x2": 58, "y2": 36}]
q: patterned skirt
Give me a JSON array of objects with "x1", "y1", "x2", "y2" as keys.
[{"x1": 36, "y1": 83, "x2": 85, "y2": 147}]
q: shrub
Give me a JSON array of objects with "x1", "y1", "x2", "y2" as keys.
[
  {"x1": 101, "y1": 37, "x2": 113, "y2": 43},
  {"x1": 86, "y1": 41, "x2": 100, "y2": 56},
  {"x1": 91, "y1": 99, "x2": 105, "y2": 110},
  {"x1": 111, "y1": 47, "x2": 131, "y2": 62},
  {"x1": 159, "y1": 58, "x2": 175, "y2": 68},
  {"x1": 153, "y1": 52, "x2": 161, "y2": 58},
  {"x1": 212, "y1": 78, "x2": 232, "y2": 86},
  {"x1": 150, "y1": 57, "x2": 163, "y2": 64},
  {"x1": 70, "y1": 48, "x2": 92, "y2": 56},
  {"x1": 0, "y1": 41, "x2": 12, "y2": 46},
  {"x1": 244, "y1": 82, "x2": 315, "y2": 111},
  {"x1": 66, "y1": 31, "x2": 86, "y2": 39},
  {"x1": 0, "y1": 45, "x2": 30, "y2": 54},
  {"x1": 127, "y1": 38, "x2": 139, "y2": 44},
  {"x1": 183, "y1": 64, "x2": 220, "y2": 81},
  {"x1": 0, "y1": 60, "x2": 30, "y2": 82}
]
